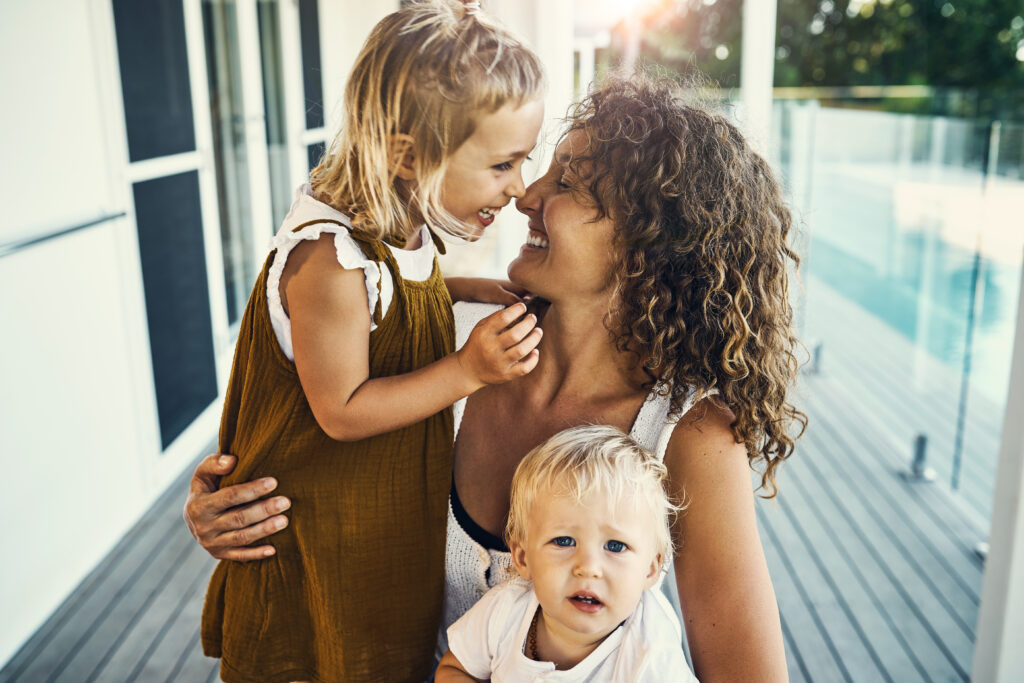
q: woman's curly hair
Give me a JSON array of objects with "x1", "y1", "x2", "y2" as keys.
[{"x1": 564, "y1": 73, "x2": 807, "y2": 497}]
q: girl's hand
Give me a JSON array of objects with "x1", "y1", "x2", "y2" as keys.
[
  {"x1": 445, "y1": 276, "x2": 531, "y2": 306},
  {"x1": 183, "y1": 454, "x2": 291, "y2": 562},
  {"x1": 456, "y1": 302, "x2": 542, "y2": 387}
]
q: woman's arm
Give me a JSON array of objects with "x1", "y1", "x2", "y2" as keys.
[
  {"x1": 287, "y1": 237, "x2": 541, "y2": 441},
  {"x1": 663, "y1": 399, "x2": 788, "y2": 682}
]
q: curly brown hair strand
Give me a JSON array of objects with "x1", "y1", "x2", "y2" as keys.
[{"x1": 565, "y1": 74, "x2": 807, "y2": 497}]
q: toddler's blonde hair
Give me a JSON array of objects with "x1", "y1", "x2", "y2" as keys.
[
  {"x1": 311, "y1": 0, "x2": 545, "y2": 241},
  {"x1": 505, "y1": 425, "x2": 680, "y2": 567}
]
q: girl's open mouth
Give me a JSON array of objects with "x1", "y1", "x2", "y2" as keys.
[{"x1": 477, "y1": 207, "x2": 499, "y2": 227}]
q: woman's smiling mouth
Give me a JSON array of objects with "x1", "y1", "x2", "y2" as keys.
[{"x1": 525, "y1": 230, "x2": 549, "y2": 249}]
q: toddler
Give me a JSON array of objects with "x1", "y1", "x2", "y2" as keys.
[
  {"x1": 201, "y1": 2, "x2": 546, "y2": 681},
  {"x1": 437, "y1": 425, "x2": 699, "y2": 681}
]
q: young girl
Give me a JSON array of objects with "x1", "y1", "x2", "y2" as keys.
[
  {"x1": 200, "y1": 2, "x2": 546, "y2": 681},
  {"x1": 436, "y1": 425, "x2": 698, "y2": 681}
]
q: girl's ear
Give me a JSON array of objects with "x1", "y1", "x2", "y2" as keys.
[
  {"x1": 643, "y1": 553, "x2": 663, "y2": 590},
  {"x1": 388, "y1": 133, "x2": 417, "y2": 181},
  {"x1": 510, "y1": 540, "x2": 532, "y2": 581}
]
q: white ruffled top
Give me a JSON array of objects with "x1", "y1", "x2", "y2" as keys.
[{"x1": 266, "y1": 185, "x2": 436, "y2": 360}]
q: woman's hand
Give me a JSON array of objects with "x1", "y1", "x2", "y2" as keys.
[
  {"x1": 183, "y1": 454, "x2": 291, "y2": 561},
  {"x1": 445, "y1": 276, "x2": 531, "y2": 306}
]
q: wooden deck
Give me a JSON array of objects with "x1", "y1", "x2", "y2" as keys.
[{"x1": 0, "y1": 280, "x2": 992, "y2": 682}]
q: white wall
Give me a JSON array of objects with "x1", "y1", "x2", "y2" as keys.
[{"x1": 0, "y1": 0, "x2": 219, "y2": 664}]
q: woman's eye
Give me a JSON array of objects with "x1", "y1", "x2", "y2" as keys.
[
  {"x1": 493, "y1": 161, "x2": 514, "y2": 172},
  {"x1": 552, "y1": 536, "x2": 575, "y2": 547},
  {"x1": 605, "y1": 540, "x2": 627, "y2": 553}
]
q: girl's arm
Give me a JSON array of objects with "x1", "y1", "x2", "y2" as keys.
[
  {"x1": 445, "y1": 276, "x2": 529, "y2": 306},
  {"x1": 663, "y1": 399, "x2": 788, "y2": 683},
  {"x1": 287, "y1": 237, "x2": 541, "y2": 441},
  {"x1": 435, "y1": 651, "x2": 486, "y2": 682}
]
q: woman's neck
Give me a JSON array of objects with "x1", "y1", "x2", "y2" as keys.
[{"x1": 524, "y1": 300, "x2": 645, "y2": 405}]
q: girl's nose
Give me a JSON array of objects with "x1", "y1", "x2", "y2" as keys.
[{"x1": 506, "y1": 170, "x2": 527, "y2": 198}]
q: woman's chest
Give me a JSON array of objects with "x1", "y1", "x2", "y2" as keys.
[{"x1": 453, "y1": 386, "x2": 647, "y2": 536}]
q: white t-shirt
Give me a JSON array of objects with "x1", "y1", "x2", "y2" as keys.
[{"x1": 446, "y1": 578, "x2": 698, "y2": 682}]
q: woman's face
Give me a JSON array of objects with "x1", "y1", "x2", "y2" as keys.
[{"x1": 507, "y1": 131, "x2": 618, "y2": 304}]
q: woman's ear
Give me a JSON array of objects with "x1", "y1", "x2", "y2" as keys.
[
  {"x1": 388, "y1": 133, "x2": 417, "y2": 181},
  {"x1": 510, "y1": 540, "x2": 532, "y2": 580}
]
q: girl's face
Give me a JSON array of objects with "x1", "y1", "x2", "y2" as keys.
[
  {"x1": 507, "y1": 132, "x2": 618, "y2": 303},
  {"x1": 440, "y1": 98, "x2": 544, "y2": 239}
]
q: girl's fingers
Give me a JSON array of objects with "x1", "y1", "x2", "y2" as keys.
[
  {"x1": 498, "y1": 280, "x2": 531, "y2": 297},
  {"x1": 505, "y1": 327, "x2": 543, "y2": 360},
  {"x1": 513, "y1": 349, "x2": 541, "y2": 376},
  {"x1": 494, "y1": 288, "x2": 523, "y2": 305},
  {"x1": 485, "y1": 302, "x2": 527, "y2": 329},
  {"x1": 499, "y1": 314, "x2": 538, "y2": 346}
]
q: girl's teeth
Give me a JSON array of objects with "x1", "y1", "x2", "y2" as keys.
[{"x1": 526, "y1": 233, "x2": 549, "y2": 249}]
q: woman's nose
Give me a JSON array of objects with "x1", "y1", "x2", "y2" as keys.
[{"x1": 515, "y1": 178, "x2": 542, "y2": 215}]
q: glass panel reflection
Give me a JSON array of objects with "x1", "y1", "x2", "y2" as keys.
[
  {"x1": 773, "y1": 101, "x2": 1023, "y2": 520},
  {"x1": 202, "y1": 0, "x2": 256, "y2": 325},
  {"x1": 257, "y1": 0, "x2": 292, "y2": 230}
]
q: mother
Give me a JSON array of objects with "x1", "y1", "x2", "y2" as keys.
[{"x1": 185, "y1": 75, "x2": 804, "y2": 681}]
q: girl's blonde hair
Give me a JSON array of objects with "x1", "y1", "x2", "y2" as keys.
[
  {"x1": 505, "y1": 425, "x2": 680, "y2": 566},
  {"x1": 311, "y1": 0, "x2": 545, "y2": 241}
]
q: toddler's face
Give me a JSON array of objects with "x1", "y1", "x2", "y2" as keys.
[
  {"x1": 439, "y1": 98, "x2": 544, "y2": 239},
  {"x1": 510, "y1": 485, "x2": 662, "y2": 648}
]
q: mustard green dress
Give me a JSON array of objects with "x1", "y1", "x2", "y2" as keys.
[{"x1": 202, "y1": 214, "x2": 455, "y2": 683}]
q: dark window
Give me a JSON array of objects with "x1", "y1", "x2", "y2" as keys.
[
  {"x1": 308, "y1": 142, "x2": 326, "y2": 174},
  {"x1": 133, "y1": 172, "x2": 218, "y2": 448},
  {"x1": 298, "y1": 0, "x2": 325, "y2": 129},
  {"x1": 112, "y1": 0, "x2": 196, "y2": 161}
]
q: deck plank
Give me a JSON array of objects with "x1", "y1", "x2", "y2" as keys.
[
  {"x1": 50, "y1": 530, "x2": 198, "y2": 682},
  {"x1": 1, "y1": 482, "x2": 190, "y2": 683},
  {"x1": 780, "y1": 448, "x2": 959, "y2": 681},
  {"x1": 758, "y1": 513, "x2": 845, "y2": 682},
  {"x1": 91, "y1": 542, "x2": 215, "y2": 682}
]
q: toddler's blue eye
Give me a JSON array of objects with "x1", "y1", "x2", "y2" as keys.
[
  {"x1": 552, "y1": 536, "x2": 575, "y2": 547},
  {"x1": 605, "y1": 540, "x2": 626, "y2": 553}
]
